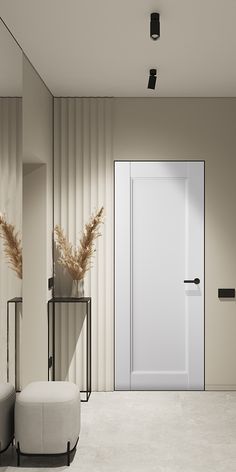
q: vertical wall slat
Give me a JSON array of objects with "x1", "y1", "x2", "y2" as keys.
[
  {"x1": 54, "y1": 97, "x2": 114, "y2": 391},
  {"x1": 54, "y1": 98, "x2": 61, "y2": 380},
  {"x1": 97, "y1": 98, "x2": 106, "y2": 390},
  {"x1": 75, "y1": 98, "x2": 84, "y2": 389},
  {"x1": 60, "y1": 98, "x2": 68, "y2": 380},
  {"x1": 105, "y1": 99, "x2": 114, "y2": 389}
]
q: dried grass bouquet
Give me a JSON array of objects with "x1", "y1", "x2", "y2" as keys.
[
  {"x1": 0, "y1": 213, "x2": 22, "y2": 279},
  {"x1": 54, "y1": 206, "x2": 104, "y2": 281}
]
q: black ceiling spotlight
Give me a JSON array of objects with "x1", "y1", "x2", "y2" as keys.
[
  {"x1": 150, "y1": 13, "x2": 160, "y2": 40},
  {"x1": 148, "y1": 69, "x2": 157, "y2": 90}
]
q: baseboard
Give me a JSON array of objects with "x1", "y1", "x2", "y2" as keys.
[{"x1": 205, "y1": 384, "x2": 236, "y2": 391}]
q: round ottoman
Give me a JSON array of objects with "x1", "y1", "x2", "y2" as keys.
[
  {"x1": 15, "y1": 381, "x2": 80, "y2": 465},
  {"x1": 0, "y1": 383, "x2": 15, "y2": 453}
]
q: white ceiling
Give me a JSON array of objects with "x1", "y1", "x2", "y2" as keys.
[{"x1": 0, "y1": 0, "x2": 236, "y2": 97}]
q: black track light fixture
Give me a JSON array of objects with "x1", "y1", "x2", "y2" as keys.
[
  {"x1": 150, "y1": 13, "x2": 160, "y2": 40},
  {"x1": 147, "y1": 69, "x2": 157, "y2": 90}
]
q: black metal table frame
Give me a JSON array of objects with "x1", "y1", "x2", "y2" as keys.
[
  {"x1": 7, "y1": 297, "x2": 22, "y2": 392},
  {"x1": 47, "y1": 297, "x2": 91, "y2": 402}
]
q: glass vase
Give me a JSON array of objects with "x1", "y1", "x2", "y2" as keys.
[{"x1": 71, "y1": 279, "x2": 84, "y2": 298}]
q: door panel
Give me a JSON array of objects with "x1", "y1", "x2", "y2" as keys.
[
  {"x1": 132, "y1": 178, "x2": 186, "y2": 376},
  {"x1": 115, "y1": 161, "x2": 204, "y2": 390}
]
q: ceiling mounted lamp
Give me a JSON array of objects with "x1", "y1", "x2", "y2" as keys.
[
  {"x1": 150, "y1": 13, "x2": 160, "y2": 40},
  {"x1": 147, "y1": 69, "x2": 157, "y2": 90}
]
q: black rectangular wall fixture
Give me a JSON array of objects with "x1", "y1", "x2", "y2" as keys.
[
  {"x1": 48, "y1": 277, "x2": 54, "y2": 290},
  {"x1": 218, "y1": 288, "x2": 235, "y2": 298}
]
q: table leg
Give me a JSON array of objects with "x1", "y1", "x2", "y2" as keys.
[
  {"x1": 7, "y1": 302, "x2": 9, "y2": 382},
  {"x1": 47, "y1": 302, "x2": 50, "y2": 381},
  {"x1": 88, "y1": 300, "x2": 91, "y2": 396},
  {"x1": 15, "y1": 303, "x2": 17, "y2": 390},
  {"x1": 53, "y1": 302, "x2": 55, "y2": 381}
]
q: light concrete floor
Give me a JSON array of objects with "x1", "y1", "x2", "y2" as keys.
[{"x1": 2, "y1": 391, "x2": 236, "y2": 471}]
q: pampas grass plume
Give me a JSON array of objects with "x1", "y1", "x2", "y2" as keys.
[
  {"x1": 55, "y1": 206, "x2": 104, "y2": 280},
  {"x1": 0, "y1": 214, "x2": 22, "y2": 279}
]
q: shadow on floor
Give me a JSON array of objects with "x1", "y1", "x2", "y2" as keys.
[{"x1": 0, "y1": 444, "x2": 76, "y2": 468}]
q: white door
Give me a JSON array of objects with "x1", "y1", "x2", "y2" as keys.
[{"x1": 115, "y1": 161, "x2": 204, "y2": 390}]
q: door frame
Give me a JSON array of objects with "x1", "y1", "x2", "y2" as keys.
[{"x1": 114, "y1": 160, "x2": 205, "y2": 391}]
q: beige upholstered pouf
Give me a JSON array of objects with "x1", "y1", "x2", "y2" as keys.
[
  {"x1": 15, "y1": 381, "x2": 80, "y2": 465},
  {"x1": 0, "y1": 383, "x2": 15, "y2": 453}
]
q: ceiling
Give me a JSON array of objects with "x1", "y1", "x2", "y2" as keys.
[{"x1": 0, "y1": 0, "x2": 236, "y2": 97}]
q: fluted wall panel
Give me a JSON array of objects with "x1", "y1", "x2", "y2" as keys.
[
  {"x1": 54, "y1": 98, "x2": 113, "y2": 391},
  {"x1": 0, "y1": 97, "x2": 22, "y2": 382}
]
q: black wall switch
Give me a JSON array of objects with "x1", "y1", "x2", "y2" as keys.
[
  {"x1": 218, "y1": 288, "x2": 235, "y2": 298},
  {"x1": 48, "y1": 277, "x2": 54, "y2": 290}
]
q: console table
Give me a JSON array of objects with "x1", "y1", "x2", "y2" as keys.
[
  {"x1": 47, "y1": 297, "x2": 91, "y2": 402},
  {"x1": 7, "y1": 297, "x2": 22, "y2": 392}
]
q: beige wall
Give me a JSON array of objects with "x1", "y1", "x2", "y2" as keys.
[
  {"x1": 113, "y1": 98, "x2": 236, "y2": 390},
  {"x1": 23, "y1": 56, "x2": 53, "y2": 281},
  {"x1": 22, "y1": 56, "x2": 53, "y2": 387},
  {"x1": 54, "y1": 97, "x2": 236, "y2": 391}
]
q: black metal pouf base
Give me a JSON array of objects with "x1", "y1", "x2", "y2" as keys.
[{"x1": 16, "y1": 438, "x2": 79, "y2": 467}]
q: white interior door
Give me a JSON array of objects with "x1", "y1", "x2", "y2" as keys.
[{"x1": 115, "y1": 161, "x2": 204, "y2": 390}]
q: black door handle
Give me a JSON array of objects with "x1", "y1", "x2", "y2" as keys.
[{"x1": 184, "y1": 278, "x2": 200, "y2": 285}]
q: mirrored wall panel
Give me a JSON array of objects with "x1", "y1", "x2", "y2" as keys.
[{"x1": 0, "y1": 19, "x2": 22, "y2": 387}]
